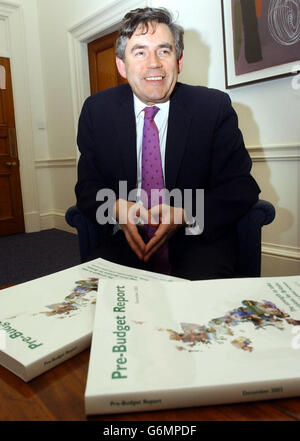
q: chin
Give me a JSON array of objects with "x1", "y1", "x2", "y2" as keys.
[{"x1": 146, "y1": 92, "x2": 168, "y2": 103}]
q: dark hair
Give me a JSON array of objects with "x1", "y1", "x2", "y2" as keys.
[{"x1": 115, "y1": 7, "x2": 184, "y2": 60}]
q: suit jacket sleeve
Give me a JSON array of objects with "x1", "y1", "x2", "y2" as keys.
[
  {"x1": 201, "y1": 92, "x2": 260, "y2": 241},
  {"x1": 75, "y1": 98, "x2": 111, "y2": 224}
]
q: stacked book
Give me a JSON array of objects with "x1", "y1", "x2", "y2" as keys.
[{"x1": 0, "y1": 257, "x2": 300, "y2": 414}]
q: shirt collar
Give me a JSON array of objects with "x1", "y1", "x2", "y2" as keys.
[{"x1": 133, "y1": 94, "x2": 170, "y2": 119}]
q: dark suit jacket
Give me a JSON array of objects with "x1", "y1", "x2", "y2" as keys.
[{"x1": 75, "y1": 82, "x2": 260, "y2": 247}]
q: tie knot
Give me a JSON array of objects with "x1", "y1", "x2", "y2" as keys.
[{"x1": 144, "y1": 106, "x2": 160, "y2": 120}]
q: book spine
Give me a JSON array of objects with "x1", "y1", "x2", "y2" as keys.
[
  {"x1": 24, "y1": 333, "x2": 92, "y2": 382},
  {"x1": 85, "y1": 377, "x2": 300, "y2": 415}
]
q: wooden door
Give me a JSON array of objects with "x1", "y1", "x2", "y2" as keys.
[
  {"x1": 0, "y1": 57, "x2": 25, "y2": 236},
  {"x1": 88, "y1": 31, "x2": 127, "y2": 94}
]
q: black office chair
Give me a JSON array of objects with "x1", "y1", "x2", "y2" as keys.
[{"x1": 65, "y1": 200, "x2": 275, "y2": 277}]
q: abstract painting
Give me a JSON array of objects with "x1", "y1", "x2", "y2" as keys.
[{"x1": 222, "y1": 0, "x2": 300, "y2": 87}]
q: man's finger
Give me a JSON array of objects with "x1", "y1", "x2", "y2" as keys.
[
  {"x1": 140, "y1": 205, "x2": 157, "y2": 225},
  {"x1": 143, "y1": 225, "x2": 169, "y2": 261},
  {"x1": 122, "y1": 224, "x2": 146, "y2": 260},
  {"x1": 149, "y1": 204, "x2": 173, "y2": 225},
  {"x1": 149, "y1": 204, "x2": 163, "y2": 222},
  {"x1": 128, "y1": 203, "x2": 157, "y2": 226}
]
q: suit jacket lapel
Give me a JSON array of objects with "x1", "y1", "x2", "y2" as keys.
[
  {"x1": 165, "y1": 87, "x2": 192, "y2": 189},
  {"x1": 114, "y1": 86, "x2": 137, "y2": 191}
]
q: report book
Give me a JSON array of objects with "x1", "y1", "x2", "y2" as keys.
[
  {"x1": 0, "y1": 258, "x2": 178, "y2": 382},
  {"x1": 85, "y1": 275, "x2": 300, "y2": 415}
]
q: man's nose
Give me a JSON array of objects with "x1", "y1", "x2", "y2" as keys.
[{"x1": 147, "y1": 52, "x2": 162, "y2": 68}]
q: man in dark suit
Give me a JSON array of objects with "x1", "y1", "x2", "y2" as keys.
[{"x1": 75, "y1": 7, "x2": 260, "y2": 280}]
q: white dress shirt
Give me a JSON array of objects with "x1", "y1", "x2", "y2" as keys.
[{"x1": 113, "y1": 94, "x2": 200, "y2": 235}]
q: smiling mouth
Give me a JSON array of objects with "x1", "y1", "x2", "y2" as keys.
[{"x1": 145, "y1": 76, "x2": 164, "y2": 81}]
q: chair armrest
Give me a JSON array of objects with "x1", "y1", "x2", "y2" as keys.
[
  {"x1": 242, "y1": 199, "x2": 276, "y2": 227},
  {"x1": 65, "y1": 206, "x2": 102, "y2": 262}
]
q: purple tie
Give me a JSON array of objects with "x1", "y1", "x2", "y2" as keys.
[{"x1": 141, "y1": 106, "x2": 170, "y2": 274}]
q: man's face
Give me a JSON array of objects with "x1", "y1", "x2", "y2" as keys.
[{"x1": 116, "y1": 22, "x2": 183, "y2": 105}]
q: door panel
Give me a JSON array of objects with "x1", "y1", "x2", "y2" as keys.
[
  {"x1": 88, "y1": 31, "x2": 127, "y2": 94},
  {"x1": 0, "y1": 175, "x2": 13, "y2": 219},
  {"x1": 0, "y1": 93, "x2": 5, "y2": 124},
  {"x1": 0, "y1": 57, "x2": 25, "y2": 236}
]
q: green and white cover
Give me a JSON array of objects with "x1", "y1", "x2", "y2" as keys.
[
  {"x1": 85, "y1": 276, "x2": 300, "y2": 415},
  {"x1": 0, "y1": 258, "x2": 178, "y2": 382}
]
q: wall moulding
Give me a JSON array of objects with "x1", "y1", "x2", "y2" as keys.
[
  {"x1": 67, "y1": 0, "x2": 150, "y2": 145},
  {"x1": 262, "y1": 242, "x2": 300, "y2": 262},
  {"x1": 248, "y1": 144, "x2": 300, "y2": 162},
  {"x1": 40, "y1": 209, "x2": 74, "y2": 233},
  {"x1": 35, "y1": 157, "x2": 77, "y2": 168}
]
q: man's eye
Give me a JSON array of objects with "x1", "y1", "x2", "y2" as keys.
[
  {"x1": 135, "y1": 51, "x2": 145, "y2": 57},
  {"x1": 159, "y1": 49, "x2": 171, "y2": 56}
]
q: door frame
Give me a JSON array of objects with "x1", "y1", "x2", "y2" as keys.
[
  {"x1": 67, "y1": 0, "x2": 150, "y2": 154},
  {"x1": 0, "y1": 0, "x2": 40, "y2": 232}
]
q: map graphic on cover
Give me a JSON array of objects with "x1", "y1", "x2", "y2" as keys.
[
  {"x1": 85, "y1": 276, "x2": 300, "y2": 415},
  {"x1": 0, "y1": 258, "x2": 179, "y2": 382}
]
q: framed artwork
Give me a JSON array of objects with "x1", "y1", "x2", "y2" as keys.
[{"x1": 221, "y1": 0, "x2": 300, "y2": 88}]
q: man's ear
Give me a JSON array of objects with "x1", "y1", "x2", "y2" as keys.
[
  {"x1": 116, "y1": 57, "x2": 127, "y2": 79},
  {"x1": 177, "y1": 53, "x2": 183, "y2": 74}
]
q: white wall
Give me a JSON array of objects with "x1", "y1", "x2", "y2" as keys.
[
  {"x1": 36, "y1": 0, "x2": 111, "y2": 160},
  {"x1": 152, "y1": 0, "x2": 300, "y2": 144},
  {"x1": 151, "y1": 0, "x2": 300, "y2": 275},
  {"x1": 3, "y1": 0, "x2": 299, "y2": 275}
]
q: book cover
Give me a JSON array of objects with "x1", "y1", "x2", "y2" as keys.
[
  {"x1": 0, "y1": 258, "x2": 179, "y2": 382},
  {"x1": 85, "y1": 276, "x2": 300, "y2": 415}
]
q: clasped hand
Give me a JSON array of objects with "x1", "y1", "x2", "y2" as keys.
[{"x1": 113, "y1": 199, "x2": 186, "y2": 262}]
